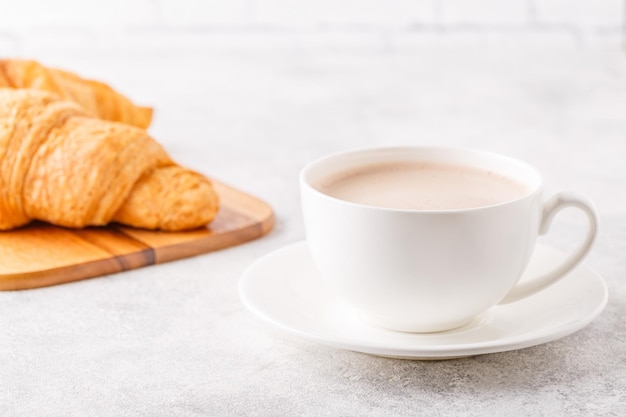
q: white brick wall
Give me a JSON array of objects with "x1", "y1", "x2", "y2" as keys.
[
  {"x1": 533, "y1": 0, "x2": 623, "y2": 28},
  {"x1": 0, "y1": 0, "x2": 622, "y2": 55},
  {"x1": 442, "y1": 0, "x2": 529, "y2": 25},
  {"x1": 158, "y1": 0, "x2": 250, "y2": 26},
  {"x1": 254, "y1": 0, "x2": 435, "y2": 27},
  {"x1": 0, "y1": 0, "x2": 157, "y2": 31}
]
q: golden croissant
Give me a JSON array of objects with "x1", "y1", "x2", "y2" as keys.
[
  {"x1": 0, "y1": 89, "x2": 218, "y2": 231},
  {"x1": 0, "y1": 59, "x2": 152, "y2": 129}
]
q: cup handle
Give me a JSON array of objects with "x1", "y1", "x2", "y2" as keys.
[{"x1": 500, "y1": 192, "x2": 598, "y2": 304}]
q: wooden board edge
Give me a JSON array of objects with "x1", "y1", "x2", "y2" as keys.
[
  {"x1": 0, "y1": 248, "x2": 155, "y2": 290},
  {"x1": 155, "y1": 208, "x2": 275, "y2": 263},
  {"x1": 212, "y1": 180, "x2": 274, "y2": 224}
]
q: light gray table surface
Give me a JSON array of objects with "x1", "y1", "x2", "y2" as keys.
[{"x1": 1, "y1": 46, "x2": 625, "y2": 416}]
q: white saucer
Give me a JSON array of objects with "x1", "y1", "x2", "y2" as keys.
[{"x1": 239, "y1": 241, "x2": 608, "y2": 359}]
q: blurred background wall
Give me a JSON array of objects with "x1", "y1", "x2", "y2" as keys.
[
  {"x1": 1, "y1": 0, "x2": 622, "y2": 196},
  {"x1": 0, "y1": 0, "x2": 622, "y2": 56}
]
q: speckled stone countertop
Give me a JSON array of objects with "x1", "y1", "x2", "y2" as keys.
[{"x1": 0, "y1": 46, "x2": 624, "y2": 416}]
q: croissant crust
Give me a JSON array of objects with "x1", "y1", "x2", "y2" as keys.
[
  {"x1": 0, "y1": 59, "x2": 152, "y2": 129},
  {"x1": 0, "y1": 89, "x2": 218, "y2": 231}
]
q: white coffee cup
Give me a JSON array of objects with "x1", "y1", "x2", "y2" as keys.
[{"x1": 300, "y1": 146, "x2": 597, "y2": 333}]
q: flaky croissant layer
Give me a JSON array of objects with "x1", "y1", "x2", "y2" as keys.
[
  {"x1": 0, "y1": 59, "x2": 153, "y2": 129},
  {"x1": 0, "y1": 89, "x2": 219, "y2": 231}
]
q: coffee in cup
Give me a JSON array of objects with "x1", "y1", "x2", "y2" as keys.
[{"x1": 315, "y1": 160, "x2": 530, "y2": 211}]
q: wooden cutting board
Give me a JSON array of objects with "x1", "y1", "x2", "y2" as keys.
[{"x1": 0, "y1": 181, "x2": 274, "y2": 290}]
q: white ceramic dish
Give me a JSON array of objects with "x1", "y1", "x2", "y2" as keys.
[{"x1": 239, "y1": 241, "x2": 608, "y2": 360}]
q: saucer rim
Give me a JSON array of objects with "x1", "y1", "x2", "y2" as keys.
[{"x1": 239, "y1": 241, "x2": 608, "y2": 359}]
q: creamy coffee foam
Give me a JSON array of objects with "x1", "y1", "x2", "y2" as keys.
[{"x1": 316, "y1": 161, "x2": 530, "y2": 210}]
